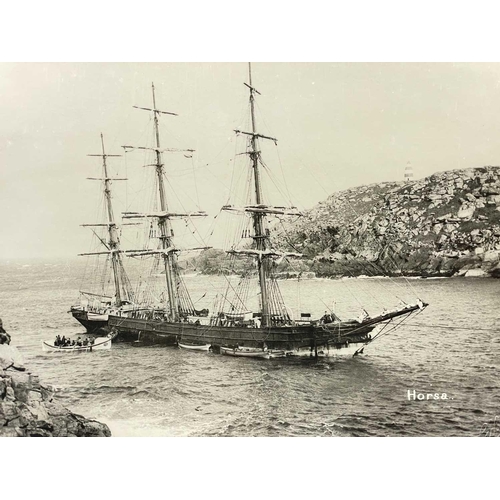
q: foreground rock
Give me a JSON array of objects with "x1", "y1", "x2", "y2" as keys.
[
  {"x1": 279, "y1": 166, "x2": 500, "y2": 278},
  {"x1": 0, "y1": 326, "x2": 110, "y2": 437}
]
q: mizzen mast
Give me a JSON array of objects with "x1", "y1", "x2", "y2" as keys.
[{"x1": 79, "y1": 134, "x2": 133, "y2": 306}]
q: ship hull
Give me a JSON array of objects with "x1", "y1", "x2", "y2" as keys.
[
  {"x1": 71, "y1": 308, "x2": 108, "y2": 334},
  {"x1": 108, "y1": 303, "x2": 424, "y2": 354},
  {"x1": 108, "y1": 315, "x2": 375, "y2": 352}
]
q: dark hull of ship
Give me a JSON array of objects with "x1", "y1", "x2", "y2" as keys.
[
  {"x1": 108, "y1": 305, "x2": 423, "y2": 351},
  {"x1": 108, "y1": 315, "x2": 371, "y2": 350},
  {"x1": 71, "y1": 308, "x2": 108, "y2": 334}
]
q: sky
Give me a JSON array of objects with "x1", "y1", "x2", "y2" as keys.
[{"x1": 3, "y1": 62, "x2": 500, "y2": 259}]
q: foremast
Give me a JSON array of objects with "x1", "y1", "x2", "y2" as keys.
[
  {"x1": 248, "y1": 64, "x2": 271, "y2": 327},
  {"x1": 227, "y1": 63, "x2": 302, "y2": 328},
  {"x1": 80, "y1": 134, "x2": 133, "y2": 307}
]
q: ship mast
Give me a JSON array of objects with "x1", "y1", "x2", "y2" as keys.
[
  {"x1": 247, "y1": 63, "x2": 270, "y2": 327},
  {"x1": 121, "y1": 83, "x2": 207, "y2": 321},
  {"x1": 100, "y1": 134, "x2": 123, "y2": 305},
  {"x1": 225, "y1": 64, "x2": 303, "y2": 328},
  {"x1": 151, "y1": 83, "x2": 179, "y2": 321},
  {"x1": 80, "y1": 134, "x2": 132, "y2": 306}
]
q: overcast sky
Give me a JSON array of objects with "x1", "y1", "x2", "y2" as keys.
[{"x1": 2, "y1": 62, "x2": 500, "y2": 260}]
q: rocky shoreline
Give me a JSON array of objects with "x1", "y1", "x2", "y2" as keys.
[
  {"x1": 0, "y1": 322, "x2": 110, "y2": 437},
  {"x1": 281, "y1": 166, "x2": 500, "y2": 278}
]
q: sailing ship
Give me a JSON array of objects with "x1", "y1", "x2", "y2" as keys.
[
  {"x1": 108, "y1": 65, "x2": 428, "y2": 357},
  {"x1": 70, "y1": 134, "x2": 135, "y2": 333}
]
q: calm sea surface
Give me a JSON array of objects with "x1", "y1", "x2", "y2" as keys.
[{"x1": 1, "y1": 258, "x2": 499, "y2": 437}]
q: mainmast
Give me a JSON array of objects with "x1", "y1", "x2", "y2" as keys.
[
  {"x1": 122, "y1": 83, "x2": 206, "y2": 321},
  {"x1": 151, "y1": 83, "x2": 179, "y2": 321},
  {"x1": 80, "y1": 134, "x2": 132, "y2": 306}
]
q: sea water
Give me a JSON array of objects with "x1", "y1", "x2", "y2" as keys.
[{"x1": 0, "y1": 258, "x2": 499, "y2": 437}]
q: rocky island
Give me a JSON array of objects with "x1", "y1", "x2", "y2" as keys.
[
  {"x1": 280, "y1": 165, "x2": 500, "y2": 278},
  {"x1": 190, "y1": 166, "x2": 500, "y2": 279},
  {"x1": 0, "y1": 320, "x2": 110, "y2": 437}
]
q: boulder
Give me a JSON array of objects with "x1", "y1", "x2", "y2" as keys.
[
  {"x1": 432, "y1": 223, "x2": 443, "y2": 235},
  {"x1": 0, "y1": 344, "x2": 25, "y2": 371},
  {"x1": 457, "y1": 205, "x2": 475, "y2": 218},
  {"x1": 464, "y1": 268, "x2": 487, "y2": 277},
  {"x1": 483, "y1": 250, "x2": 500, "y2": 263}
]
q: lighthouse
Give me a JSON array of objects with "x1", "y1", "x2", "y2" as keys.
[{"x1": 404, "y1": 161, "x2": 413, "y2": 182}]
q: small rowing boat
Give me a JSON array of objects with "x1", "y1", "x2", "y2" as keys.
[
  {"x1": 220, "y1": 346, "x2": 286, "y2": 359},
  {"x1": 178, "y1": 341, "x2": 211, "y2": 352},
  {"x1": 42, "y1": 335, "x2": 113, "y2": 353}
]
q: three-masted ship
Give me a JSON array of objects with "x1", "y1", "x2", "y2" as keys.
[
  {"x1": 108, "y1": 65, "x2": 428, "y2": 357},
  {"x1": 70, "y1": 134, "x2": 135, "y2": 333}
]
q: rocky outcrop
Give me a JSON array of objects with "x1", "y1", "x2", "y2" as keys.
[
  {"x1": 281, "y1": 166, "x2": 500, "y2": 278},
  {"x1": 0, "y1": 324, "x2": 111, "y2": 437}
]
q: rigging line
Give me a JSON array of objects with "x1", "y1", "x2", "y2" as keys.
[
  {"x1": 283, "y1": 242, "x2": 382, "y2": 311},
  {"x1": 334, "y1": 310, "x2": 409, "y2": 349},
  {"x1": 223, "y1": 163, "x2": 253, "y2": 251},
  {"x1": 381, "y1": 243, "x2": 421, "y2": 297},
  {"x1": 331, "y1": 190, "x2": 421, "y2": 297},
  {"x1": 343, "y1": 266, "x2": 393, "y2": 310},
  {"x1": 406, "y1": 323, "x2": 499, "y2": 332},
  {"x1": 352, "y1": 320, "x2": 393, "y2": 354},
  {"x1": 160, "y1": 162, "x2": 224, "y2": 177},
  {"x1": 224, "y1": 135, "x2": 240, "y2": 206},
  {"x1": 274, "y1": 143, "x2": 294, "y2": 207},
  {"x1": 227, "y1": 136, "x2": 255, "y2": 208},
  {"x1": 276, "y1": 219, "x2": 308, "y2": 254},
  {"x1": 199, "y1": 162, "x2": 233, "y2": 196},
  {"x1": 202, "y1": 207, "x2": 222, "y2": 244},
  {"x1": 258, "y1": 158, "x2": 294, "y2": 206},
  {"x1": 252, "y1": 143, "x2": 291, "y2": 205},
  {"x1": 220, "y1": 273, "x2": 247, "y2": 312},
  {"x1": 253, "y1": 99, "x2": 279, "y2": 151},
  {"x1": 369, "y1": 309, "x2": 422, "y2": 344},
  {"x1": 287, "y1": 254, "x2": 374, "y2": 310},
  {"x1": 226, "y1": 261, "x2": 253, "y2": 311},
  {"x1": 162, "y1": 170, "x2": 202, "y2": 214}
]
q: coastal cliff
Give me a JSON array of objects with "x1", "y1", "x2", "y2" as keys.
[
  {"x1": 0, "y1": 325, "x2": 110, "y2": 437},
  {"x1": 283, "y1": 166, "x2": 500, "y2": 278}
]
